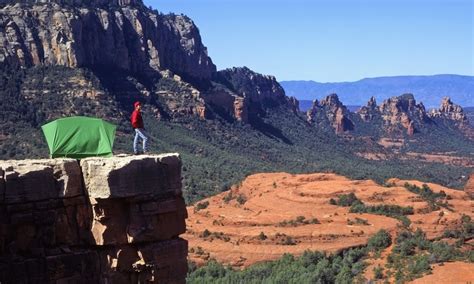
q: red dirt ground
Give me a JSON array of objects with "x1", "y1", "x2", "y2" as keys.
[
  {"x1": 409, "y1": 262, "x2": 474, "y2": 283},
  {"x1": 185, "y1": 172, "x2": 473, "y2": 271}
]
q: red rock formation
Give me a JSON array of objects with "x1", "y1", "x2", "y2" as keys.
[
  {"x1": 306, "y1": 99, "x2": 319, "y2": 123},
  {"x1": 0, "y1": 154, "x2": 187, "y2": 283},
  {"x1": 216, "y1": 67, "x2": 287, "y2": 106},
  {"x1": 357, "y1": 96, "x2": 378, "y2": 122},
  {"x1": 429, "y1": 97, "x2": 469, "y2": 125},
  {"x1": 233, "y1": 97, "x2": 249, "y2": 122},
  {"x1": 204, "y1": 88, "x2": 249, "y2": 122},
  {"x1": 307, "y1": 94, "x2": 354, "y2": 134},
  {"x1": 0, "y1": 1, "x2": 216, "y2": 81},
  {"x1": 378, "y1": 94, "x2": 428, "y2": 136},
  {"x1": 195, "y1": 105, "x2": 207, "y2": 119}
]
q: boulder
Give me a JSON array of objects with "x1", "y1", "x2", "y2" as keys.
[
  {"x1": 0, "y1": 159, "x2": 82, "y2": 204},
  {"x1": 80, "y1": 154, "x2": 182, "y2": 199}
]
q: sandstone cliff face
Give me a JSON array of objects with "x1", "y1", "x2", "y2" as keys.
[
  {"x1": 0, "y1": 154, "x2": 188, "y2": 283},
  {"x1": 207, "y1": 67, "x2": 293, "y2": 122},
  {"x1": 0, "y1": 1, "x2": 215, "y2": 81},
  {"x1": 307, "y1": 94, "x2": 354, "y2": 134},
  {"x1": 429, "y1": 97, "x2": 469, "y2": 125},
  {"x1": 215, "y1": 67, "x2": 287, "y2": 105},
  {"x1": 204, "y1": 86, "x2": 249, "y2": 122}
]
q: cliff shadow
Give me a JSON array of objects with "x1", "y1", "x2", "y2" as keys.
[{"x1": 249, "y1": 113, "x2": 293, "y2": 145}]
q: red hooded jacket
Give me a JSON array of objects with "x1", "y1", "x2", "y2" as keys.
[{"x1": 131, "y1": 110, "x2": 144, "y2": 129}]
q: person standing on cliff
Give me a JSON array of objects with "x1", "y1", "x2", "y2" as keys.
[{"x1": 131, "y1": 101, "x2": 148, "y2": 155}]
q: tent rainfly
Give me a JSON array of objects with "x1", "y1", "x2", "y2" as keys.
[{"x1": 41, "y1": 116, "x2": 116, "y2": 159}]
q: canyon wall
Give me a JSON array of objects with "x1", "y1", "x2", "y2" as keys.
[
  {"x1": 0, "y1": 154, "x2": 188, "y2": 283},
  {"x1": 0, "y1": 1, "x2": 216, "y2": 81}
]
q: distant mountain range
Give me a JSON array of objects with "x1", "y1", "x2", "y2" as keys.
[{"x1": 281, "y1": 75, "x2": 474, "y2": 108}]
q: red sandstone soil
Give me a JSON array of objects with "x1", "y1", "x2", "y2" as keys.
[
  {"x1": 184, "y1": 173, "x2": 473, "y2": 271},
  {"x1": 409, "y1": 262, "x2": 474, "y2": 283},
  {"x1": 378, "y1": 138, "x2": 405, "y2": 148}
]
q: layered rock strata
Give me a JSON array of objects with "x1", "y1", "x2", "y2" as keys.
[
  {"x1": 208, "y1": 67, "x2": 295, "y2": 122},
  {"x1": 0, "y1": 154, "x2": 187, "y2": 283},
  {"x1": 0, "y1": 1, "x2": 215, "y2": 81}
]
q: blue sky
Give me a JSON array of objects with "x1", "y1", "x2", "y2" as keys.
[{"x1": 145, "y1": 0, "x2": 473, "y2": 82}]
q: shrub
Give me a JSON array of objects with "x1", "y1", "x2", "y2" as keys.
[
  {"x1": 373, "y1": 265, "x2": 384, "y2": 280},
  {"x1": 200, "y1": 229, "x2": 211, "y2": 238},
  {"x1": 429, "y1": 241, "x2": 458, "y2": 263},
  {"x1": 195, "y1": 201, "x2": 209, "y2": 211},
  {"x1": 296, "y1": 216, "x2": 305, "y2": 223},
  {"x1": 403, "y1": 183, "x2": 449, "y2": 211},
  {"x1": 333, "y1": 193, "x2": 361, "y2": 207},
  {"x1": 236, "y1": 194, "x2": 247, "y2": 205},
  {"x1": 407, "y1": 255, "x2": 431, "y2": 278},
  {"x1": 282, "y1": 236, "x2": 296, "y2": 246},
  {"x1": 368, "y1": 229, "x2": 392, "y2": 251},
  {"x1": 223, "y1": 192, "x2": 233, "y2": 203}
]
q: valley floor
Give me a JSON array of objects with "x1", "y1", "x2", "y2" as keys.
[{"x1": 185, "y1": 172, "x2": 474, "y2": 282}]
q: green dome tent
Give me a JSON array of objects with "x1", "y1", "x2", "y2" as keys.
[{"x1": 41, "y1": 116, "x2": 117, "y2": 159}]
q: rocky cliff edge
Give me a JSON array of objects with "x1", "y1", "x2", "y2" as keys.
[{"x1": 0, "y1": 154, "x2": 188, "y2": 283}]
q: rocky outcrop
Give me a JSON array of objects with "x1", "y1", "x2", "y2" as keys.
[
  {"x1": 207, "y1": 67, "x2": 292, "y2": 122},
  {"x1": 0, "y1": 1, "x2": 216, "y2": 81},
  {"x1": 0, "y1": 154, "x2": 188, "y2": 283},
  {"x1": 429, "y1": 97, "x2": 469, "y2": 125},
  {"x1": 307, "y1": 94, "x2": 354, "y2": 134},
  {"x1": 357, "y1": 96, "x2": 378, "y2": 122},
  {"x1": 357, "y1": 95, "x2": 471, "y2": 136},
  {"x1": 358, "y1": 94, "x2": 429, "y2": 136},
  {"x1": 204, "y1": 86, "x2": 249, "y2": 122},
  {"x1": 215, "y1": 67, "x2": 287, "y2": 106},
  {"x1": 385, "y1": 94, "x2": 431, "y2": 135},
  {"x1": 288, "y1": 96, "x2": 300, "y2": 114}
]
